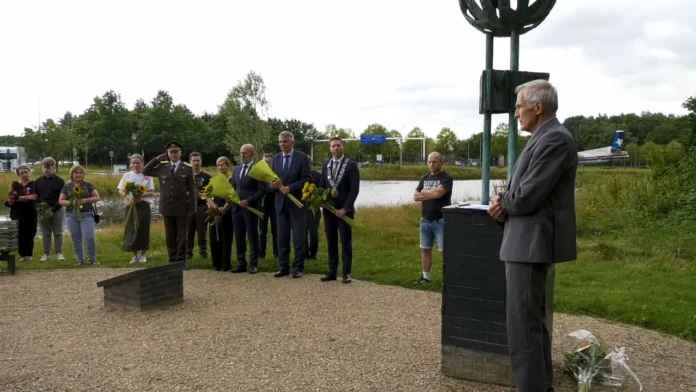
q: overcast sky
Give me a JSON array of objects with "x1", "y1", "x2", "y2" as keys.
[{"x1": 1, "y1": 0, "x2": 694, "y2": 140}]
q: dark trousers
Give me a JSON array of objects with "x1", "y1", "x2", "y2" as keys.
[
  {"x1": 305, "y1": 209, "x2": 321, "y2": 258},
  {"x1": 277, "y1": 205, "x2": 306, "y2": 273},
  {"x1": 505, "y1": 261, "x2": 553, "y2": 392},
  {"x1": 259, "y1": 205, "x2": 277, "y2": 257},
  {"x1": 233, "y1": 209, "x2": 260, "y2": 269},
  {"x1": 186, "y1": 204, "x2": 208, "y2": 258},
  {"x1": 209, "y1": 215, "x2": 233, "y2": 270},
  {"x1": 13, "y1": 211, "x2": 37, "y2": 257},
  {"x1": 163, "y1": 215, "x2": 188, "y2": 263},
  {"x1": 323, "y1": 209, "x2": 353, "y2": 276}
]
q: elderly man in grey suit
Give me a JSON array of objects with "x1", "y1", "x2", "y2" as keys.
[{"x1": 488, "y1": 79, "x2": 578, "y2": 392}]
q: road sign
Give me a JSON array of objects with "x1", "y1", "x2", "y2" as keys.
[
  {"x1": 360, "y1": 135, "x2": 373, "y2": 145},
  {"x1": 109, "y1": 150, "x2": 114, "y2": 158},
  {"x1": 373, "y1": 135, "x2": 386, "y2": 144}
]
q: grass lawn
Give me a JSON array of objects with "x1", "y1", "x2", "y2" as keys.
[{"x1": 7, "y1": 203, "x2": 695, "y2": 343}]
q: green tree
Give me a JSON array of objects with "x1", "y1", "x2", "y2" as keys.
[
  {"x1": 221, "y1": 71, "x2": 270, "y2": 160},
  {"x1": 74, "y1": 90, "x2": 134, "y2": 165},
  {"x1": 434, "y1": 127, "x2": 457, "y2": 160},
  {"x1": 403, "y1": 127, "x2": 425, "y2": 161}
]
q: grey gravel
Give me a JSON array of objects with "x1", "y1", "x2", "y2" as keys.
[{"x1": 1, "y1": 269, "x2": 695, "y2": 391}]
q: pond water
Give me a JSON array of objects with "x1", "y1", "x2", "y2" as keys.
[
  {"x1": 1, "y1": 180, "x2": 504, "y2": 227},
  {"x1": 93, "y1": 179, "x2": 503, "y2": 223}
]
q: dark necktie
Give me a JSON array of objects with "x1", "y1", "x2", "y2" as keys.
[
  {"x1": 171, "y1": 163, "x2": 176, "y2": 175},
  {"x1": 332, "y1": 160, "x2": 338, "y2": 178},
  {"x1": 283, "y1": 155, "x2": 290, "y2": 173},
  {"x1": 241, "y1": 164, "x2": 248, "y2": 179}
]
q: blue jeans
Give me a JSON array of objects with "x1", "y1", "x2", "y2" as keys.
[
  {"x1": 420, "y1": 218, "x2": 444, "y2": 252},
  {"x1": 65, "y1": 212, "x2": 97, "y2": 263}
]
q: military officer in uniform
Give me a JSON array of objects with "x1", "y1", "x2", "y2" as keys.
[{"x1": 144, "y1": 141, "x2": 197, "y2": 269}]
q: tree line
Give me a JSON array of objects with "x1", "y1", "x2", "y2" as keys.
[{"x1": 1, "y1": 70, "x2": 694, "y2": 167}]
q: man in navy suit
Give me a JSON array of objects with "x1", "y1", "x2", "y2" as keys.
[
  {"x1": 320, "y1": 137, "x2": 360, "y2": 283},
  {"x1": 231, "y1": 144, "x2": 267, "y2": 274},
  {"x1": 271, "y1": 131, "x2": 312, "y2": 278}
]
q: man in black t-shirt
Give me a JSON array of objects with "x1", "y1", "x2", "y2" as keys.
[
  {"x1": 186, "y1": 152, "x2": 212, "y2": 260},
  {"x1": 413, "y1": 152, "x2": 453, "y2": 284}
]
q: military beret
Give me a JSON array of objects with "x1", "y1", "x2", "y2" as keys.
[{"x1": 166, "y1": 141, "x2": 183, "y2": 151}]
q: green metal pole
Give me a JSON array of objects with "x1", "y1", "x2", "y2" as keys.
[
  {"x1": 508, "y1": 29, "x2": 520, "y2": 180},
  {"x1": 482, "y1": 33, "x2": 493, "y2": 204}
]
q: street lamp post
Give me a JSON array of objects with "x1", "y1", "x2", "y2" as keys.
[
  {"x1": 39, "y1": 126, "x2": 47, "y2": 159},
  {"x1": 72, "y1": 147, "x2": 77, "y2": 165},
  {"x1": 132, "y1": 134, "x2": 137, "y2": 154},
  {"x1": 109, "y1": 150, "x2": 114, "y2": 170}
]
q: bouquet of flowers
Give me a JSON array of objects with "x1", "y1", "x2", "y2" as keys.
[
  {"x1": 247, "y1": 159, "x2": 303, "y2": 208},
  {"x1": 302, "y1": 181, "x2": 359, "y2": 230},
  {"x1": 204, "y1": 206, "x2": 222, "y2": 241},
  {"x1": 564, "y1": 329, "x2": 642, "y2": 392},
  {"x1": 36, "y1": 202, "x2": 52, "y2": 221},
  {"x1": 70, "y1": 186, "x2": 84, "y2": 221},
  {"x1": 203, "y1": 174, "x2": 264, "y2": 219},
  {"x1": 123, "y1": 182, "x2": 147, "y2": 231}
]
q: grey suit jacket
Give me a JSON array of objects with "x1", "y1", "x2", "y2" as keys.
[{"x1": 499, "y1": 118, "x2": 578, "y2": 264}]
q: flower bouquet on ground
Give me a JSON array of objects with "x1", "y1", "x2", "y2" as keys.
[
  {"x1": 564, "y1": 329, "x2": 642, "y2": 392},
  {"x1": 302, "y1": 181, "x2": 359, "y2": 230},
  {"x1": 123, "y1": 182, "x2": 146, "y2": 231},
  {"x1": 247, "y1": 159, "x2": 303, "y2": 208},
  {"x1": 203, "y1": 174, "x2": 264, "y2": 219},
  {"x1": 37, "y1": 202, "x2": 51, "y2": 221},
  {"x1": 70, "y1": 186, "x2": 84, "y2": 221}
]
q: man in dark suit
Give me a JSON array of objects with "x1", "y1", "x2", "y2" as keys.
[
  {"x1": 319, "y1": 137, "x2": 360, "y2": 283},
  {"x1": 271, "y1": 131, "x2": 311, "y2": 278},
  {"x1": 230, "y1": 144, "x2": 266, "y2": 274},
  {"x1": 144, "y1": 141, "x2": 197, "y2": 269},
  {"x1": 488, "y1": 80, "x2": 578, "y2": 392},
  {"x1": 259, "y1": 153, "x2": 278, "y2": 259},
  {"x1": 305, "y1": 159, "x2": 322, "y2": 259},
  {"x1": 186, "y1": 152, "x2": 211, "y2": 261}
]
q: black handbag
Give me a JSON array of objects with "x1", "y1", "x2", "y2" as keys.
[{"x1": 92, "y1": 203, "x2": 102, "y2": 224}]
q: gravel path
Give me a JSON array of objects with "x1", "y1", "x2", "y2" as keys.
[{"x1": 1, "y1": 269, "x2": 694, "y2": 391}]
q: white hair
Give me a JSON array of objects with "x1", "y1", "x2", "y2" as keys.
[
  {"x1": 241, "y1": 144, "x2": 256, "y2": 156},
  {"x1": 279, "y1": 131, "x2": 294, "y2": 140},
  {"x1": 515, "y1": 79, "x2": 558, "y2": 114}
]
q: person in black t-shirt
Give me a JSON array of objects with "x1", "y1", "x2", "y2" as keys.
[
  {"x1": 186, "y1": 152, "x2": 212, "y2": 260},
  {"x1": 413, "y1": 152, "x2": 453, "y2": 284}
]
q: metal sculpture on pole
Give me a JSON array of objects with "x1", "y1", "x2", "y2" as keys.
[{"x1": 457, "y1": 0, "x2": 556, "y2": 203}]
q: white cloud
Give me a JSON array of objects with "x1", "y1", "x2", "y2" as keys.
[{"x1": 0, "y1": 0, "x2": 693, "y2": 142}]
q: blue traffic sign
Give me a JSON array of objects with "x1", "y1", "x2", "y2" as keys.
[
  {"x1": 372, "y1": 135, "x2": 386, "y2": 144},
  {"x1": 360, "y1": 135, "x2": 373, "y2": 144}
]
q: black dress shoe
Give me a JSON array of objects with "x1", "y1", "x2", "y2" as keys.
[
  {"x1": 320, "y1": 274, "x2": 337, "y2": 282},
  {"x1": 274, "y1": 270, "x2": 289, "y2": 277},
  {"x1": 221, "y1": 267, "x2": 231, "y2": 272},
  {"x1": 214, "y1": 267, "x2": 221, "y2": 271},
  {"x1": 249, "y1": 267, "x2": 258, "y2": 274},
  {"x1": 342, "y1": 274, "x2": 351, "y2": 284},
  {"x1": 293, "y1": 271, "x2": 303, "y2": 278},
  {"x1": 183, "y1": 263, "x2": 190, "y2": 271},
  {"x1": 231, "y1": 266, "x2": 247, "y2": 273}
]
